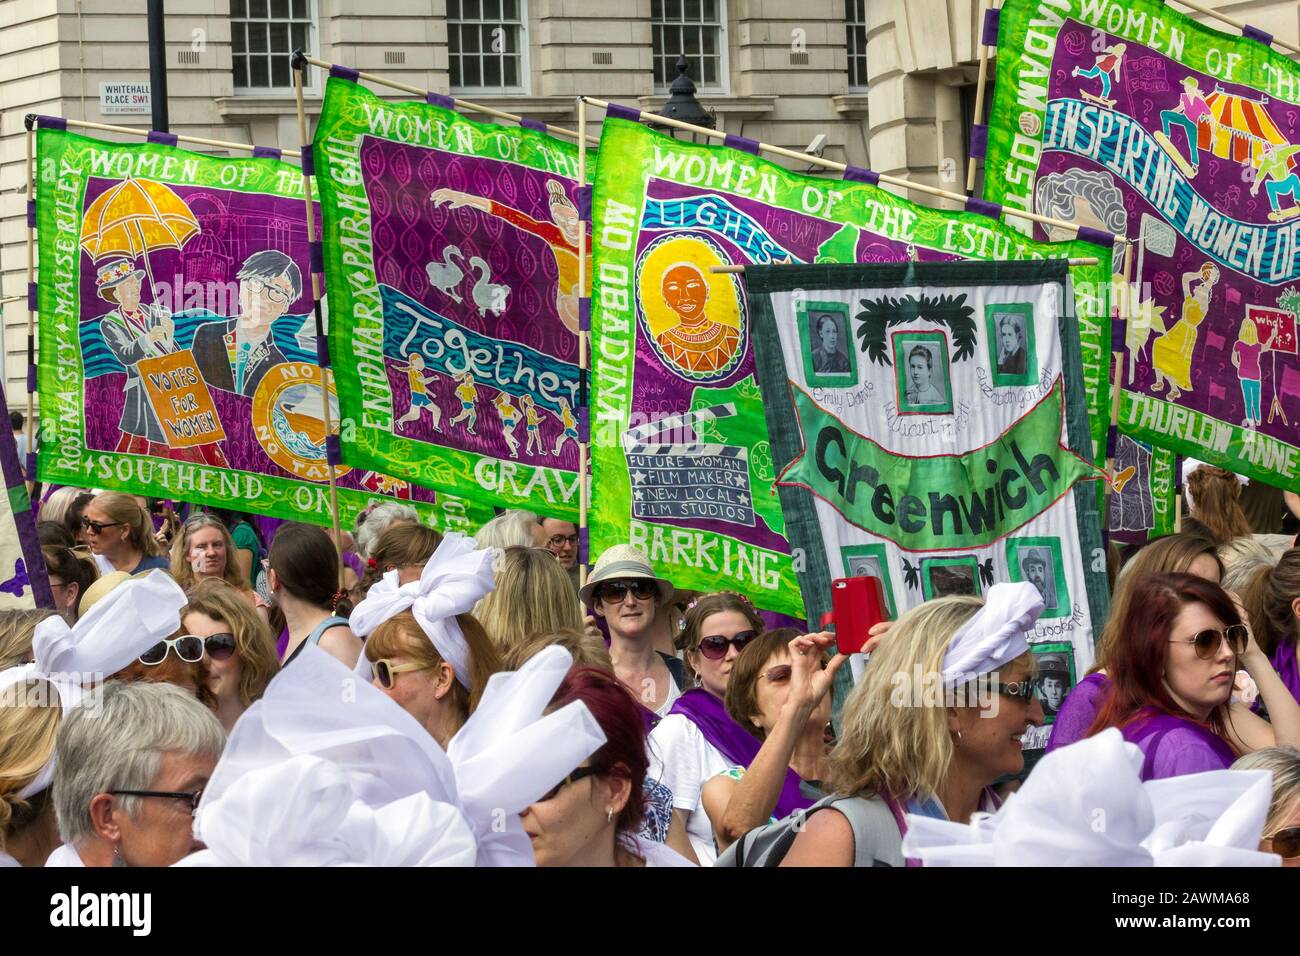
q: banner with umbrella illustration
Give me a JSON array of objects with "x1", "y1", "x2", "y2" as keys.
[{"x1": 33, "y1": 126, "x2": 493, "y2": 533}]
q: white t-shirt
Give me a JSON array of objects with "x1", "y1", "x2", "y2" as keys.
[
  {"x1": 647, "y1": 713, "x2": 730, "y2": 866},
  {"x1": 654, "y1": 674, "x2": 682, "y2": 718},
  {"x1": 0, "y1": 849, "x2": 19, "y2": 867},
  {"x1": 44, "y1": 843, "x2": 85, "y2": 867},
  {"x1": 628, "y1": 835, "x2": 696, "y2": 868}
]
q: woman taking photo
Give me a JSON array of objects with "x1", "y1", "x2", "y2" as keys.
[
  {"x1": 783, "y1": 584, "x2": 1045, "y2": 866},
  {"x1": 1087, "y1": 573, "x2": 1300, "y2": 779},
  {"x1": 170, "y1": 514, "x2": 263, "y2": 610},
  {"x1": 702, "y1": 629, "x2": 845, "y2": 852},
  {"x1": 182, "y1": 578, "x2": 280, "y2": 731},
  {"x1": 267, "y1": 523, "x2": 360, "y2": 668},
  {"x1": 1048, "y1": 533, "x2": 1223, "y2": 751},
  {"x1": 81, "y1": 492, "x2": 169, "y2": 575},
  {"x1": 647, "y1": 591, "x2": 765, "y2": 865},
  {"x1": 41, "y1": 547, "x2": 99, "y2": 625},
  {"x1": 522, "y1": 667, "x2": 693, "y2": 867}
]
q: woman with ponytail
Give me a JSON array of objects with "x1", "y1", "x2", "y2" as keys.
[
  {"x1": 267, "y1": 523, "x2": 360, "y2": 669},
  {"x1": 1183, "y1": 460, "x2": 1252, "y2": 545}
]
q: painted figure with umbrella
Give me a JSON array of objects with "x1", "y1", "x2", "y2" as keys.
[{"x1": 81, "y1": 176, "x2": 228, "y2": 466}]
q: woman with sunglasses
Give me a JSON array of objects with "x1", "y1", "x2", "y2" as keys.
[
  {"x1": 115, "y1": 632, "x2": 218, "y2": 713},
  {"x1": 522, "y1": 667, "x2": 693, "y2": 867},
  {"x1": 81, "y1": 492, "x2": 170, "y2": 576},
  {"x1": 1233, "y1": 747, "x2": 1300, "y2": 865},
  {"x1": 182, "y1": 579, "x2": 280, "y2": 731},
  {"x1": 702, "y1": 629, "x2": 846, "y2": 852},
  {"x1": 579, "y1": 545, "x2": 682, "y2": 717},
  {"x1": 782, "y1": 585, "x2": 1045, "y2": 867},
  {"x1": 1086, "y1": 572, "x2": 1300, "y2": 780},
  {"x1": 646, "y1": 591, "x2": 765, "y2": 865},
  {"x1": 169, "y1": 513, "x2": 262, "y2": 610},
  {"x1": 41, "y1": 547, "x2": 98, "y2": 625}
]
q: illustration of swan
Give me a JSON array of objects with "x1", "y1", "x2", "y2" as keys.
[
  {"x1": 469, "y1": 257, "x2": 510, "y2": 318},
  {"x1": 425, "y1": 246, "x2": 466, "y2": 303}
]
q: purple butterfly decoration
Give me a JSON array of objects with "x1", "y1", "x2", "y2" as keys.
[{"x1": 0, "y1": 559, "x2": 29, "y2": 598}]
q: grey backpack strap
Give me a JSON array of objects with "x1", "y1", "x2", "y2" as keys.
[{"x1": 823, "y1": 794, "x2": 906, "y2": 868}]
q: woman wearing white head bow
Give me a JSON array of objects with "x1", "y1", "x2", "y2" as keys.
[
  {"x1": 352, "y1": 533, "x2": 502, "y2": 747},
  {"x1": 782, "y1": 585, "x2": 1045, "y2": 867}
]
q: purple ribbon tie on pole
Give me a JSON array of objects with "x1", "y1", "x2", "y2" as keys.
[
  {"x1": 1242, "y1": 24, "x2": 1273, "y2": 46},
  {"x1": 969, "y1": 123, "x2": 988, "y2": 159},
  {"x1": 520, "y1": 117, "x2": 547, "y2": 133},
  {"x1": 605, "y1": 102, "x2": 642, "y2": 123},
  {"x1": 309, "y1": 240, "x2": 325, "y2": 275},
  {"x1": 982, "y1": 7, "x2": 1001, "y2": 46},
  {"x1": 576, "y1": 186, "x2": 592, "y2": 221},
  {"x1": 1105, "y1": 428, "x2": 1118, "y2": 460},
  {"x1": 37, "y1": 115, "x2": 67, "y2": 130},
  {"x1": 27, "y1": 283, "x2": 38, "y2": 312},
  {"x1": 578, "y1": 298, "x2": 591, "y2": 332},
  {"x1": 1076, "y1": 225, "x2": 1115, "y2": 248},
  {"x1": 147, "y1": 131, "x2": 178, "y2": 147},
  {"x1": 965, "y1": 196, "x2": 1001, "y2": 219},
  {"x1": 27, "y1": 364, "x2": 37, "y2": 393},
  {"x1": 325, "y1": 435, "x2": 342, "y2": 466},
  {"x1": 315, "y1": 334, "x2": 331, "y2": 368},
  {"x1": 578, "y1": 405, "x2": 590, "y2": 445},
  {"x1": 253, "y1": 146, "x2": 282, "y2": 160},
  {"x1": 578, "y1": 526, "x2": 590, "y2": 566},
  {"x1": 842, "y1": 165, "x2": 880, "y2": 186},
  {"x1": 1110, "y1": 318, "x2": 1127, "y2": 354},
  {"x1": 300, "y1": 145, "x2": 315, "y2": 177},
  {"x1": 426, "y1": 92, "x2": 456, "y2": 109},
  {"x1": 26, "y1": 201, "x2": 35, "y2": 229},
  {"x1": 26, "y1": 453, "x2": 37, "y2": 479},
  {"x1": 723, "y1": 133, "x2": 760, "y2": 154},
  {"x1": 329, "y1": 64, "x2": 360, "y2": 81}
]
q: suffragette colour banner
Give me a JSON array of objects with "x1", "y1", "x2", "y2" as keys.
[
  {"x1": 747, "y1": 260, "x2": 1109, "y2": 749},
  {"x1": 986, "y1": 0, "x2": 1300, "y2": 505},
  {"x1": 589, "y1": 117, "x2": 1110, "y2": 617},
  {"x1": 35, "y1": 128, "x2": 489, "y2": 534},
  {"x1": 313, "y1": 76, "x2": 587, "y2": 521},
  {"x1": 0, "y1": 383, "x2": 50, "y2": 610}
]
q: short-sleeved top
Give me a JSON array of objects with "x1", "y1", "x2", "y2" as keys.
[
  {"x1": 1123, "y1": 712, "x2": 1237, "y2": 781},
  {"x1": 1234, "y1": 341, "x2": 1263, "y2": 380},
  {"x1": 130, "y1": 555, "x2": 171, "y2": 574},
  {"x1": 230, "y1": 521, "x2": 261, "y2": 587},
  {"x1": 647, "y1": 713, "x2": 732, "y2": 866},
  {"x1": 1045, "y1": 672, "x2": 1108, "y2": 753}
]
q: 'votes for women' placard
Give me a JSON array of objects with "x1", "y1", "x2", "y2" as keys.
[
  {"x1": 313, "y1": 75, "x2": 588, "y2": 522},
  {"x1": 34, "y1": 126, "x2": 490, "y2": 533},
  {"x1": 986, "y1": 0, "x2": 1300, "y2": 514},
  {"x1": 747, "y1": 260, "x2": 1110, "y2": 750},
  {"x1": 589, "y1": 117, "x2": 1111, "y2": 617}
]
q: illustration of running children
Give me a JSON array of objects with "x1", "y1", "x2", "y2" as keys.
[
  {"x1": 521, "y1": 394, "x2": 546, "y2": 457},
  {"x1": 1151, "y1": 262, "x2": 1219, "y2": 402},
  {"x1": 494, "y1": 391, "x2": 521, "y2": 458},
  {"x1": 1156, "y1": 76, "x2": 1215, "y2": 176},
  {"x1": 1232, "y1": 317, "x2": 1278, "y2": 428},
  {"x1": 1252, "y1": 141, "x2": 1300, "y2": 221},
  {"x1": 395, "y1": 352, "x2": 443, "y2": 433},
  {"x1": 1072, "y1": 42, "x2": 1125, "y2": 106},
  {"x1": 551, "y1": 397, "x2": 578, "y2": 457},
  {"x1": 449, "y1": 371, "x2": 479, "y2": 435}
]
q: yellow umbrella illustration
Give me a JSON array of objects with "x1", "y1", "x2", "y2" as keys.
[{"x1": 79, "y1": 175, "x2": 200, "y2": 287}]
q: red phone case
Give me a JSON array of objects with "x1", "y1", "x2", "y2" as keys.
[{"x1": 831, "y1": 576, "x2": 888, "y2": 655}]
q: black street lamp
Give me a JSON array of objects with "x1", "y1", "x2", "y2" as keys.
[{"x1": 652, "y1": 55, "x2": 716, "y2": 137}]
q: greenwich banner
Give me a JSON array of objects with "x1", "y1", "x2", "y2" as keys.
[
  {"x1": 35, "y1": 128, "x2": 489, "y2": 534},
  {"x1": 589, "y1": 117, "x2": 1111, "y2": 617},
  {"x1": 748, "y1": 260, "x2": 1109, "y2": 750},
  {"x1": 313, "y1": 76, "x2": 587, "y2": 521},
  {"x1": 986, "y1": 0, "x2": 1300, "y2": 511}
]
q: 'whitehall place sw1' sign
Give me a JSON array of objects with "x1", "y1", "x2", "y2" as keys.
[{"x1": 99, "y1": 82, "x2": 152, "y2": 115}]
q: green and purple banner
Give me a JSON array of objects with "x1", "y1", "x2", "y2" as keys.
[
  {"x1": 314, "y1": 76, "x2": 588, "y2": 521},
  {"x1": 590, "y1": 118, "x2": 1111, "y2": 616},
  {"x1": 986, "y1": 0, "x2": 1300, "y2": 528},
  {"x1": 35, "y1": 127, "x2": 487, "y2": 533},
  {"x1": 747, "y1": 260, "x2": 1109, "y2": 750}
]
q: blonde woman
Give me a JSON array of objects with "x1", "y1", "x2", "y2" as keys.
[
  {"x1": 81, "y1": 491, "x2": 168, "y2": 575},
  {"x1": 0, "y1": 609, "x2": 57, "y2": 670},
  {"x1": 0, "y1": 677, "x2": 63, "y2": 866},
  {"x1": 782, "y1": 586, "x2": 1045, "y2": 867},
  {"x1": 182, "y1": 578, "x2": 280, "y2": 731},
  {"x1": 1233, "y1": 747, "x2": 1300, "y2": 865},
  {"x1": 170, "y1": 514, "x2": 262, "y2": 617},
  {"x1": 473, "y1": 546, "x2": 584, "y2": 651},
  {"x1": 1232, "y1": 317, "x2": 1277, "y2": 428}
]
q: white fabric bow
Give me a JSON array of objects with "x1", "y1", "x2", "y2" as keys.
[
  {"x1": 940, "y1": 581, "x2": 1043, "y2": 686},
  {"x1": 189, "y1": 643, "x2": 605, "y2": 867},
  {"x1": 1, "y1": 570, "x2": 187, "y2": 799},
  {"x1": 348, "y1": 532, "x2": 496, "y2": 689},
  {"x1": 900, "y1": 729, "x2": 1280, "y2": 867}
]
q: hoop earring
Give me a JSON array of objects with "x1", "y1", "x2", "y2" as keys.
[{"x1": 953, "y1": 729, "x2": 963, "y2": 746}]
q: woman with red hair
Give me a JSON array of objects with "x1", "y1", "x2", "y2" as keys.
[
  {"x1": 1087, "y1": 572, "x2": 1300, "y2": 780},
  {"x1": 521, "y1": 667, "x2": 694, "y2": 867}
]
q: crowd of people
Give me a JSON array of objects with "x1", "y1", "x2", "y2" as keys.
[{"x1": 2, "y1": 473, "x2": 1300, "y2": 868}]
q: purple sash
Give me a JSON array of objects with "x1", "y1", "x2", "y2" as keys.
[
  {"x1": 668, "y1": 688, "x2": 815, "y2": 819},
  {"x1": 1272, "y1": 640, "x2": 1300, "y2": 704}
]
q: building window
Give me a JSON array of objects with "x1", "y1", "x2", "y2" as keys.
[
  {"x1": 846, "y1": 0, "x2": 868, "y2": 91},
  {"x1": 652, "y1": 0, "x2": 725, "y2": 92},
  {"x1": 232, "y1": 0, "x2": 313, "y2": 91},
  {"x1": 448, "y1": 0, "x2": 527, "y2": 93}
]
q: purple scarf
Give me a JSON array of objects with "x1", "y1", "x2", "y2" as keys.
[
  {"x1": 1272, "y1": 640, "x2": 1300, "y2": 704},
  {"x1": 668, "y1": 688, "x2": 815, "y2": 819}
]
